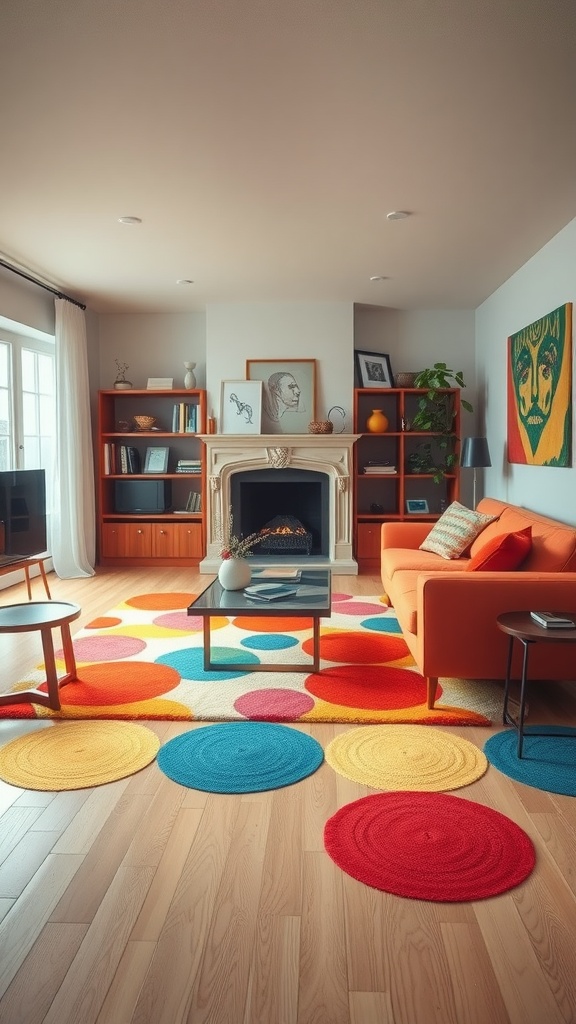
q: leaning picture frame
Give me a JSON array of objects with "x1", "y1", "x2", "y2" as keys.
[
  {"x1": 406, "y1": 498, "x2": 429, "y2": 514},
  {"x1": 219, "y1": 380, "x2": 263, "y2": 434},
  {"x1": 355, "y1": 350, "x2": 394, "y2": 389},
  {"x1": 246, "y1": 359, "x2": 316, "y2": 434},
  {"x1": 143, "y1": 446, "x2": 169, "y2": 473}
]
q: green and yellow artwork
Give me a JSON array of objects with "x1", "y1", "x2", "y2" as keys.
[{"x1": 507, "y1": 303, "x2": 572, "y2": 466}]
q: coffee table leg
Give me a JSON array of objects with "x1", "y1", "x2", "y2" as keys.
[
  {"x1": 203, "y1": 616, "x2": 212, "y2": 671},
  {"x1": 40, "y1": 626, "x2": 61, "y2": 711}
]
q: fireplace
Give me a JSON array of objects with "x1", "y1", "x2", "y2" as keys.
[
  {"x1": 231, "y1": 468, "x2": 329, "y2": 556},
  {"x1": 199, "y1": 432, "x2": 360, "y2": 574}
]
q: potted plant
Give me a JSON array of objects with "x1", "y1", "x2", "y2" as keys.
[{"x1": 408, "y1": 363, "x2": 473, "y2": 482}]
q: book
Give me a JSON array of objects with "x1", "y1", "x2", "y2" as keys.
[
  {"x1": 530, "y1": 611, "x2": 575, "y2": 629},
  {"x1": 244, "y1": 584, "x2": 299, "y2": 601},
  {"x1": 251, "y1": 567, "x2": 302, "y2": 580}
]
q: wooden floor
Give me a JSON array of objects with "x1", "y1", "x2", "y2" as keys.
[{"x1": 0, "y1": 567, "x2": 575, "y2": 1024}]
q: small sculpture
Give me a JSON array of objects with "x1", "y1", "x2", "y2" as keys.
[
  {"x1": 113, "y1": 360, "x2": 132, "y2": 390},
  {"x1": 184, "y1": 361, "x2": 197, "y2": 389}
]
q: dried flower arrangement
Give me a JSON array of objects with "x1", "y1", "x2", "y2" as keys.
[{"x1": 215, "y1": 504, "x2": 261, "y2": 559}]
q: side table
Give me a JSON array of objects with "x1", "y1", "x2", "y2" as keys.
[
  {"x1": 496, "y1": 611, "x2": 576, "y2": 757},
  {"x1": 0, "y1": 601, "x2": 81, "y2": 712}
]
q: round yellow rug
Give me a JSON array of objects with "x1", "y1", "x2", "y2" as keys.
[
  {"x1": 0, "y1": 721, "x2": 160, "y2": 791},
  {"x1": 325, "y1": 725, "x2": 487, "y2": 791}
]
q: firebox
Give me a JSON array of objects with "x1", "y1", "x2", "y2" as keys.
[{"x1": 231, "y1": 468, "x2": 329, "y2": 557}]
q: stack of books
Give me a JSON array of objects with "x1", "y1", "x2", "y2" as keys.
[
  {"x1": 251, "y1": 567, "x2": 302, "y2": 583},
  {"x1": 103, "y1": 444, "x2": 141, "y2": 474},
  {"x1": 363, "y1": 462, "x2": 396, "y2": 474},
  {"x1": 176, "y1": 459, "x2": 202, "y2": 473}
]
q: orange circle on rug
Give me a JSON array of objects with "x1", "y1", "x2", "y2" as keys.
[
  {"x1": 125, "y1": 593, "x2": 196, "y2": 611},
  {"x1": 55, "y1": 661, "x2": 180, "y2": 706},
  {"x1": 233, "y1": 615, "x2": 313, "y2": 633},
  {"x1": 85, "y1": 616, "x2": 122, "y2": 629},
  {"x1": 306, "y1": 664, "x2": 435, "y2": 710},
  {"x1": 303, "y1": 630, "x2": 408, "y2": 664}
]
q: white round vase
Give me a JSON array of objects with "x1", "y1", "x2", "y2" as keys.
[
  {"x1": 217, "y1": 557, "x2": 251, "y2": 591},
  {"x1": 183, "y1": 361, "x2": 197, "y2": 389}
]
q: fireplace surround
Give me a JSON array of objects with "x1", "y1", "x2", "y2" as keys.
[{"x1": 200, "y1": 433, "x2": 360, "y2": 574}]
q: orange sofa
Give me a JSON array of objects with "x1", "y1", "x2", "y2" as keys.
[{"x1": 380, "y1": 497, "x2": 576, "y2": 708}]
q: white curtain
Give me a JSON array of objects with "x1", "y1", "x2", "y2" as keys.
[{"x1": 51, "y1": 298, "x2": 95, "y2": 577}]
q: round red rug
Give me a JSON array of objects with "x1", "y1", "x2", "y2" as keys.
[{"x1": 324, "y1": 791, "x2": 535, "y2": 901}]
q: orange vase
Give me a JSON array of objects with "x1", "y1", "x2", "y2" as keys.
[{"x1": 366, "y1": 409, "x2": 389, "y2": 433}]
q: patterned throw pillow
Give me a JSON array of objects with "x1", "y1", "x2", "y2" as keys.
[
  {"x1": 466, "y1": 526, "x2": 532, "y2": 571},
  {"x1": 419, "y1": 501, "x2": 498, "y2": 560}
]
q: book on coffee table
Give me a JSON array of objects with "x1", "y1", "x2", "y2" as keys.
[
  {"x1": 251, "y1": 567, "x2": 302, "y2": 582},
  {"x1": 244, "y1": 584, "x2": 300, "y2": 601}
]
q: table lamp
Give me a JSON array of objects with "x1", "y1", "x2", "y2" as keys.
[{"x1": 460, "y1": 437, "x2": 491, "y2": 509}]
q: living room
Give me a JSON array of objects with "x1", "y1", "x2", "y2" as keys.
[{"x1": 1, "y1": 1, "x2": 576, "y2": 1022}]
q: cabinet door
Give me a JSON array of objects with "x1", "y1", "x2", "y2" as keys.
[
  {"x1": 356, "y1": 523, "x2": 382, "y2": 560},
  {"x1": 152, "y1": 522, "x2": 203, "y2": 558},
  {"x1": 102, "y1": 523, "x2": 152, "y2": 558}
]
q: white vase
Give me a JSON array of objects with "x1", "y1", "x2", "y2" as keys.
[
  {"x1": 217, "y1": 557, "x2": 251, "y2": 591},
  {"x1": 183, "y1": 361, "x2": 197, "y2": 389}
]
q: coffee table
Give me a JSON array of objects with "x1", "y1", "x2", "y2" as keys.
[{"x1": 188, "y1": 570, "x2": 331, "y2": 672}]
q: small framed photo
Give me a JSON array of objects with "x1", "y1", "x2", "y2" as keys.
[
  {"x1": 406, "y1": 498, "x2": 429, "y2": 514},
  {"x1": 220, "y1": 380, "x2": 263, "y2": 434},
  {"x1": 355, "y1": 350, "x2": 394, "y2": 389},
  {"x1": 246, "y1": 358, "x2": 316, "y2": 434},
  {"x1": 144, "y1": 446, "x2": 169, "y2": 473}
]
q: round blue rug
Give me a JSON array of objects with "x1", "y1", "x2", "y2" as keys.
[
  {"x1": 484, "y1": 726, "x2": 576, "y2": 795},
  {"x1": 157, "y1": 722, "x2": 324, "y2": 792}
]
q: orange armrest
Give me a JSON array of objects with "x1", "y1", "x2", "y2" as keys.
[{"x1": 417, "y1": 572, "x2": 576, "y2": 626}]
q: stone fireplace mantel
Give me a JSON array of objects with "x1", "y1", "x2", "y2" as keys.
[{"x1": 199, "y1": 433, "x2": 360, "y2": 574}]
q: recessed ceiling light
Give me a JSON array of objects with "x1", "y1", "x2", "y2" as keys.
[
  {"x1": 176, "y1": 279, "x2": 194, "y2": 285},
  {"x1": 369, "y1": 275, "x2": 388, "y2": 282},
  {"x1": 118, "y1": 216, "x2": 142, "y2": 225},
  {"x1": 386, "y1": 210, "x2": 410, "y2": 221}
]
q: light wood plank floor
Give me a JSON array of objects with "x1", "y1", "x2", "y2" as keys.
[{"x1": 0, "y1": 567, "x2": 575, "y2": 1024}]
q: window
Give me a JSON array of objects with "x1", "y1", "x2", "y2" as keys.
[{"x1": 0, "y1": 324, "x2": 55, "y2": 540}]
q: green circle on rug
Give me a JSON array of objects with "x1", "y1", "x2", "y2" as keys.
[
  {"x1": 157, "y1": 722, "x2": 324, "y2": 792},
  {"x1": 325, "y1": 725, "x2": 487, "y2": 790},
  {"x1": 0, "y1": 721, "x2": 160, "y2": 791},
  {"x1": 324, "y1": 792, "x2": 535, "y2": 901},
  {"x1": 484, "y1": 726, "x2": 576, "y2": 795}
]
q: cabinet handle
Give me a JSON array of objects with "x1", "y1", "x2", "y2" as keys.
[
  {"x1": 137, "y1": 529, "x2": 143, "y2": 535},
  {"x1": 160, "y1": 530, "x2": 166, "y2": 535}
]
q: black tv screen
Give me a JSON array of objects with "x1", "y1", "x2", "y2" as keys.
[{"x1": 0, "y1": 469, "x2": 47, "y2": 565}]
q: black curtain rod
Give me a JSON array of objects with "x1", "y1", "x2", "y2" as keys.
[{"x1": 0, "y1": 258, "x2": 86, "y2": 310}]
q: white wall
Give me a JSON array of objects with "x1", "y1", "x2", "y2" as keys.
[
  {"x1": 97, "y1": 312, "x2": 207, "y2": 390},
  {"x1": 205, "y1": 302, "x2": 355, "y2": 431},
  {"x1": 476, "y1": 217, "x2": 576, "y2": 524}
]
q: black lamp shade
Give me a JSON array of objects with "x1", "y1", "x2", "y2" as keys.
[{"x1": 460, "y1": 437, "x2": 491, "y2": 468}]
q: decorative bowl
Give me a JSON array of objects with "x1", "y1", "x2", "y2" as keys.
[
  {"x1": 308, "y1": 420, "x2": 334, "y2": 434},
  {"x1": 133, "y1": 415, "x2": 157, "y2": 431}
]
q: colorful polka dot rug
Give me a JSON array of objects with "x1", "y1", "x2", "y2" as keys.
[{"x1": 3, "y1": 591, "x2": 501, "y2": 723}]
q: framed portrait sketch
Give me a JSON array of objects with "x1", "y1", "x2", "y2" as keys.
[
  {"x1": 355, "y1": 350, "x2": 394, "y2": 389},
  {"x1": 246, "y1": 359, "x2": 316, "y2": 434},
  {"x1": 219, "y1": 380, "x2": 263, "y2": 434}
]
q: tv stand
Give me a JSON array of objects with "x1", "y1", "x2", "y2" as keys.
[{"x1": 0, "y1": 555, "x2": 51, "y2": 600}]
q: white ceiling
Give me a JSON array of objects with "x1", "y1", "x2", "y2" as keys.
[{"x1": 1, "y1": 0, "x2": 575, "y2": 315}]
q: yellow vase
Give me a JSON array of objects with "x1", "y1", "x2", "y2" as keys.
[{"x1": 366, "y1": 409, "x2": 389, "y2": 433}]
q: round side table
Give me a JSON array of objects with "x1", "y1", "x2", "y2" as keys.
[
  {"x1": 496, "y1": 611, "x2": 576, "y2": 757},
  {"x1": 0, "y1": 601, "x2": 81, "y2": 712}
]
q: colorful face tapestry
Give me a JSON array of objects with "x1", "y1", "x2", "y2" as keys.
[{"x1": 507, "y1": 303, "x2": 572, "y2": 466}]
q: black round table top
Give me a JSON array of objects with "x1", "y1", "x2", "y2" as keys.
[
  {"x1": 497, "y1": 610, "x2": 576, "y2": 641},
  {"x1": 0, "y1": 601, "x2": 81, "y2": 630}
]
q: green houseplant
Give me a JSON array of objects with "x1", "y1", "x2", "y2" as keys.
[{"x1": 408, "y1": 363, "x2": 473, "y2": 483}]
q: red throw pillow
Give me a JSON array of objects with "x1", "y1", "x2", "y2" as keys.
[{"x1": 466, "y1": 526, "x2": 532, "y2": 571}]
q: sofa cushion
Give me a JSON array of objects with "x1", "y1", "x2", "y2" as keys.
[
  {"x1": 471, "y1": 503, "x2": 576, "y2": 571},
  {"x1": 419, "y1": 501, "x2": 497, "y2": 559},
  {"x1": 382, "y1": 547, "x2": 470, "y2": 581},
  {"x1": 466, "y1": 526, "x2": 532, "y2": 571}
]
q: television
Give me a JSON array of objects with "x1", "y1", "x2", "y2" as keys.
[
  {"x1": 0, "y1": 469, "x2": 47, "y2": 566},
  {"x1": 114, "y1": 479, "x2": 171, "y2": 513}
]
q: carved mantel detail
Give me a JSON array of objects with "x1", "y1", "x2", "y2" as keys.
[{"x1": 266, "y1": 447, "x2": 291, "y2": 469}]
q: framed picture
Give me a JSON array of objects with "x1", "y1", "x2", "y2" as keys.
[
  {"x1": 144, "y1": 446, "x2": 169, "y2": 473},
  {"x1": 355, "y1": 350, "x2": 394, "y2": 388},
  {"x1": 246, "y1": 359, "x2": 316, "y2": 434},
  {"x1": 220, "y1": 380, "x2": 263, "y2": 434},
  {"x1": 406, "y1": 498, "x2": 429, "y2": 514}
]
